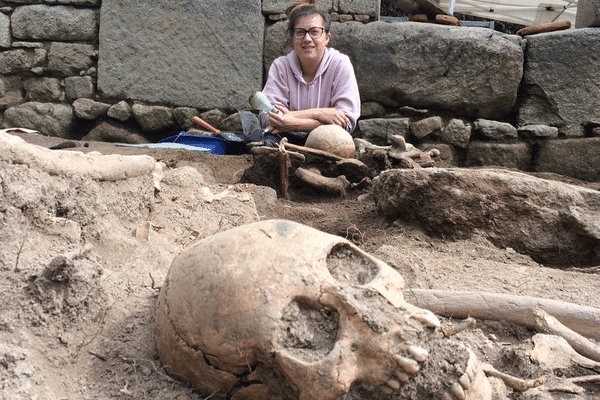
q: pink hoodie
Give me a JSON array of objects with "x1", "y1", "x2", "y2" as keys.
[{"x1": 262, "y1": 47, "x2": 361, "y2": 133}]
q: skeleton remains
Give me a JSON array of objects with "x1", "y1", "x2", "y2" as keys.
[
  {"x1": 244, "y1": 134, "x2": 438, "y2": 197},
  {"x1": 155, "y1": 219, "x2": 494, "y2": 399}
]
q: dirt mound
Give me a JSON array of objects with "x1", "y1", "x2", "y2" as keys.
[{"x1": 1, "y1": 131, "x2": 599, "y2": 399}]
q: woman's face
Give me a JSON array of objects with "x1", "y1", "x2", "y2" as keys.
[{"x1": 293, "y1": 14, "x2": 330, "y2": 69}]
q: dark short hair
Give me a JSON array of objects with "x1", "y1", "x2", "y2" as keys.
[{"x1": 286, "y1": 3, "x2": 331, "y2": 37}]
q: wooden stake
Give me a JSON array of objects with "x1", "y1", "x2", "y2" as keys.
[
  {"x1": 250, "y1": 146, "x2": 305, "y2": 162},
  {"x1": 278, "y1": 138, "x2": 289, "y2": 199},
  {"x1": 284, "y1": 142, "x2": 342, "y2": 161}
]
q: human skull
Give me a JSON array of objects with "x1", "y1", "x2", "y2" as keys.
[
  {"x1": 155, "y1": 220, "x2": 491, "y2": 399},
  {"x1": 305, "y1": 125, "x2": 356, "y2": 158}
]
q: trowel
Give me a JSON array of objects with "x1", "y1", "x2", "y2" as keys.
[
  {"x1": 249, "y1": 91, "x2": 277, "y2": 113},
  {"x1": 192, "y1": 116, "x2": 245, "y2": 143},
  {"x1": 240, "y1": 92, "x2": 280, "y2": 145}
]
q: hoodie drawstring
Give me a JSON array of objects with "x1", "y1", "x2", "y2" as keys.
[
  {"x1": 297, "y1": 76, "x2": 322, "y2": 110},
  {"x1": 317, "y1": 75, "x2": 321, "y2": 109}
]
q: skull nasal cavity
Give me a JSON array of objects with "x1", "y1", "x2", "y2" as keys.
[
  {"x1": 327, "y1": 244, "x2": 379, "y2": 285},
  {"x1": 277, "y1": 300, "x2": 339, "y2": 363}
]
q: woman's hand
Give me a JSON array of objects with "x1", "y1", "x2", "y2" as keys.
[
  {"x1": 313, "y1": 108, "x2": 350, "y2": 129},
  {"x1": 267, "y1": 105, "x2": 311, "y2": 133},
  {"x1": 267, "y1": 105, "x2": 350, "y2": 133}
]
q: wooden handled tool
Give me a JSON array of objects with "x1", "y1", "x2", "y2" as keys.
[{"x1": 192, "y1": 116, "x2": 220, "y2": 135}]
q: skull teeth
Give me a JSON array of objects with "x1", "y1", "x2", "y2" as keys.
[
  {"x1": 451, "y1": 382, "x2": 466, "y2": 400},
  {"x1": 440, "y1": 349, "x2": 482, "y2": 400},
  {"x1": 466, "y1": 349, "x2": 477, "y2": 381},
  {"x1": 379, "y1": 385, "x2": 393, "y2": 395},
  {"x1": 407, "y1": 345, "x2": 428, "y2": 362},
  {"x1": 395, "y1": 371, "x2": 410, "y2": 383},
  {"x1": 393, "y1": 354, "x2": 420, "y2": 374},
  {"x1": 459, "y1": 373, "x2": 471, "y2": 390},
  {"x1": 411, "y1": 310, "x2": 441, "y2": 328},
  {"x1": 386, "y1": 378, "x2": 401, "y2": 390}
]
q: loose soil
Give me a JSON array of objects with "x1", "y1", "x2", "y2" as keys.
[{"x1": 1, "y1": 131, "x2": 599, "y2": 400}]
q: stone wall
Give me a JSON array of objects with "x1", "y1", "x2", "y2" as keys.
[
  {"x1": 576, "y1": 0, "x2": 600, "y2": 28},
  {"x1": 1, "y1": 0, "x2": 599, "y2": 182}
]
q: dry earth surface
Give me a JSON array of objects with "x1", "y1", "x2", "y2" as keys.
[{"x1": 1, "y1": 131, "x2": 599, "y2": 400}]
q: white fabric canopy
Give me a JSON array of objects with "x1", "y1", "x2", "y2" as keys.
[{"x1": 437, "y1": 0, "x2": 577, "y2": 26}]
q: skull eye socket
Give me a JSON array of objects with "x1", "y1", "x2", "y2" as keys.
[
  {"x1": 277, "y1": 299, "x2": 340, "y2": 363},
  {"x1": 327, "y1": 244, "x2": 379, "y2": 285}
]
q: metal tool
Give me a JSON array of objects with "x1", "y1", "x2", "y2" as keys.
[
  {"x1": 192, "y1": 116, "x2": 245, "y2": 143},
  {"x1": 249, "y1": 92, "x2": 277, "y2": 114}
]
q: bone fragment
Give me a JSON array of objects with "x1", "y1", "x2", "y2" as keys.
[
  {"x1": 442, "y1": 317, "x2": 477, "y2": 337},
  {"x1": 428, "y1": 148, "x2": 441, "y2": 157},
  {"x1": 354, "y1": 136, "x2": 437, "y2": 167},
  {"x1": 294, "y1": 167, "x2": 350, "y2": 196},
  {"x1": 351, "y1": 177, "x2": 371, "y2": 190},
  {"x1": 528, "y1": 333, "x2": 600, "y2": 371},
  {"x1": 569, "y1": 375, "x2": 600, "y2": 384},
  {"x1": 481, "y1": 363, "x2": 545, "y2": 392},
  {"x1": 393, "y1": 355, "x2": 420, "y2": 374},
  {"x1": 278, "y1": 138, "x2": 289, "y2": 199},
  {"x1": 0, "y1": 129, "x2": 161, "y2": 183},
  {"x1": 402, "y1": 156, "x2": 422, "y2": 169},
  {"x1": 403, "y1": 148, "x2": 423, "y2": 159},
  {"x1": 354, "y1": 138, "x2": 390, "y2": 153},
  {"x1": 284, "y1": 141, "x2": 342, "y2": 161},
  {"x1": 533, "y1": 309, "x2": 600, "y2": 363},
  {"x1": 404, "y1": 289, "x2": 600, "y2": 341},
  {"x1": 388, "y1": 135, "x2": 407, "y2": 159},
  {"x1": 250, "y1": 146, "x2": 305, "y2": 162},
  {"x1": 413, "y1": 153, "x2": 435, "y2": 167},
  {"x1": 407, "y1": 345, "x2": 428, "y2": 362}
]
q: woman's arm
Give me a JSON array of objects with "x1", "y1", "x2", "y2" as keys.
[
  {"x1": 327, "y1": 55, "x2": 361, "y2": 132},
  {"x1": 268, "y1": 105, "x2": 349, "y2": 133}
]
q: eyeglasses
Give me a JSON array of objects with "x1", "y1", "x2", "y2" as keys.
[{"x1": 293, "y1": 27, "x2": 325, "y2": 40}]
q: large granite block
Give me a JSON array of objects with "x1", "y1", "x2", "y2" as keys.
[
  {"x1": 11, "y1": 5, "x2": 97, "y2": 41},
  {"x1": 262, "y1": 0, "x2": 334, "y2": 14},
  {"x1": 517, "y1": 29, "x2": 600, "y2": 137},
  {"x1": 535, "y1": 137, "x2": 600, "y2": 182},
  {"x1": 576, "y1": 0, "x2": 600, "y2": 27},
  {"x1": 339, "y1": 0, "x2": 380, "y2": 16},
  {"x1": 98, "y1": 0, "x2": 263, "y2": 110}
]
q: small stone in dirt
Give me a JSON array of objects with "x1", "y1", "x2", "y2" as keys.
[{"x1": 44, "y1": 256, "x2": 74, "y2": 282}]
